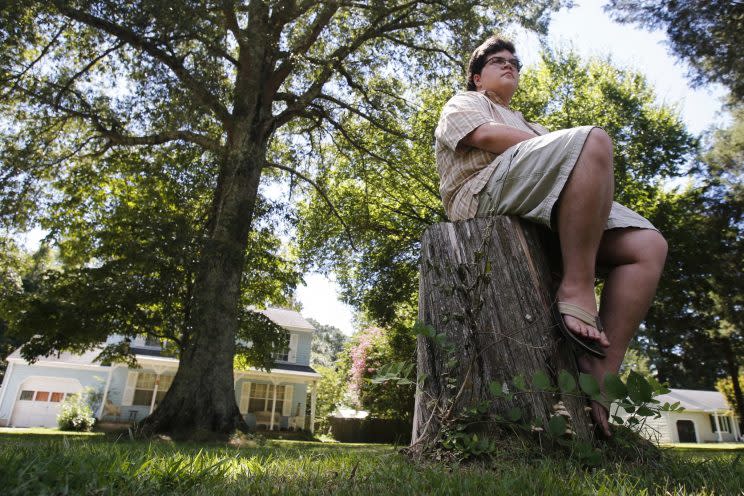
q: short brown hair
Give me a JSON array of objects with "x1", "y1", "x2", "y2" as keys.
[{"x1": 466, "y1": 37, "x2": 516, "y2": 91}]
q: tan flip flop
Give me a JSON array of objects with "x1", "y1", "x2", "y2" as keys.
[{"x1": 552, "y1": 301, "x2": 607, "y2": 358}]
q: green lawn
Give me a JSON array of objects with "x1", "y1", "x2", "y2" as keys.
[{"x1": 1, "y1": 429, "x2": 742, "y2": 495}]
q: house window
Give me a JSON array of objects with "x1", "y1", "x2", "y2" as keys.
[
  {"x1": 247, "y1": 383, "x2": 285, "y2": 413},
  {"x1": 50, "y1": 392, "x2": 64, "y2": 402},
  {"x1": 34, "y1": 391, "x2": 50, "y2": 402},
  {"x1": 19, "y1": 390, "x2": 34, "y2": 401},
  {"x1": 710, "y1": 414, "x2": 732, "y2": 433},
  {"x1": 272, "y1": 332, "x2": 298, "y2": 362},
  {"x1": 273, "y1": 348, "x2": 289, "y2": 362},
  {"x1": 133, "y1": 372, "x2": 174, "y2": 406}
]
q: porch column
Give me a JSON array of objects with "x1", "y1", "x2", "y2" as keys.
[
  {"x1": 0, "y1": 361, "x2": 14, "y2": 420},
  {"x1": 713, "y1": 412, "x2": 723, "y2": 442},
  {"x1": 270, "y1": 383, "x2": 278, "y2": 431},
  {"x1": 149, "y1": 374, "x2": 160, "y2": 415},
  {"x1": 310, "y1": 381, "x2": 318, "y2": 434},
  {"x1": 97, "y1": 364, "x2": 117, "y2": 418}
]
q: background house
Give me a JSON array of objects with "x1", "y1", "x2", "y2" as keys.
[
  {"x1": 0, "y1": 308, "x2": 320, "y2": 432},
  {"x1": 613, "y1": 388, "x2": 741, "y2": 443}
]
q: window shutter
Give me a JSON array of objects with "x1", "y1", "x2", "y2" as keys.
[
  {"x1": 122, "y1": 371, "x2": 138, "y2": 406},
  {"x1": 239, "y1": 382, "x2": 251, "y2": 414},
  {"x1": 283, "y1": 385, "x2": 293, "y2": 416},
  {"x1": 288, "y1": 333, "x2": 298, "y2": 363}
]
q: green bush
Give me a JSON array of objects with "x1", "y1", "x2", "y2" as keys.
[{"x1": 57, "y1": 392, "x2": 96, "y2": 432}]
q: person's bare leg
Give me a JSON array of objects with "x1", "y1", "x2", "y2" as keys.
[
  {"x1": 555, "y1": 128, "x2": 614, "y2": 345},
  {"x1": 578, "y1": 228, "x2": 668, "y2": 437}
]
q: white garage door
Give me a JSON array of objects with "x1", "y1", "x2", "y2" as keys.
[{"x1": 10, "y1": 377, "x2": 83, "y2": 428}]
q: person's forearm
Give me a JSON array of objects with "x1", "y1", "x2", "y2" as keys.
[{"x1": 458, "y1": 122, "x2": 535, "y2": 154}]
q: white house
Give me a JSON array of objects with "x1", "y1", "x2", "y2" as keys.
[
  {"x1": 0, "y1": 308, "x2": 321, "y2": 432},
  {"x1": 613, "y1": 388, "x2": 741, "y2": 444}
]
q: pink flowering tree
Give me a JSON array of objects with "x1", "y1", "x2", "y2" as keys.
[{"x1": 342, "y1": 325, "x2": 416, "y2": 420}]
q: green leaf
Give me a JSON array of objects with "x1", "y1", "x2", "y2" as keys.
[
  {"x1": 413, "y1": 321, "x2": 435, "y2": 338},
  {"x1": 531, "y1": 370, "x2": 551, "y2": 391},
  {"x1": 507, "y1": 407, "x2": 522, "y2": 422},
  {"x1": 611, "y1": 415, "x2": 625, "y2": 425},
  {"x1": 578, "y1": 373, "x2": 600, "y2": 397},
  {"x1": 636, "y1": 405, "x2": 655, "y2": 417},
  {"x1": 646, "y1": 375, "x2": 669, "y2": 395},
  {"x1": 547, "y1": 415, "x2": 567, "y2": 437},
  {"x1": 513, "y1": 374, "x2": 527, "y2": 391},
  {"x1": 627, "y1": 371, "x2": 653, "y2": 403},
  {"x1": 558, "y1": 370, "x2": 576, "y2": 393},
  {"x1": 603, "y1": 373, "x2": 627, "y2": 400},
  {"x1": 489, "y1": 381, "x2": 504, "y2": 398}
]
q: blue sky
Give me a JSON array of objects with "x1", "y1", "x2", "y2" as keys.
[{"x1": 296, "y1": 0, "x2": 731, "y2": 335}]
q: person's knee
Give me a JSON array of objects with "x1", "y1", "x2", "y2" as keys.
[
  {"x1": 588, "y1": 128, "x2": 613, "y2": 154},
  {"x1": 583, "y1": 128, "x2": 613, "y2": 171},
  {"x1": 644, "y1": 230, "x2": 668, "y2": 270}
]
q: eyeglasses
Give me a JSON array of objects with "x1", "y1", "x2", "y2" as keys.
[{"x1": 484, "y1": 55, "x2": 522, "y2": 72}]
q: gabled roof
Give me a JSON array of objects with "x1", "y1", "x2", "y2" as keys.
[
  {"x1": 7, "y1": 346, "x2": 102, "y2": 366},
  {"x1": 257, "y1": 307, "x2": 315, "y2": 332},
  {"x1": 656, "y1": 388, "x2": 731, "y2": 412}
]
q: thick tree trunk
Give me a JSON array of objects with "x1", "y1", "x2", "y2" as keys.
[
  {"x1": 723, "y1": 341, "x2": 744, "y2": 431},
  {"x1": 142, "y1": 139, "x2": 265, "y2": 438},
  {"x1": 411, "y1": 217, "x2": 594, "y2": 451}
]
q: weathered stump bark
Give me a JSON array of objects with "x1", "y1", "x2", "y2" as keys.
[{"x1": 412, "y1": 216, "x2": 593, "y2": 449}]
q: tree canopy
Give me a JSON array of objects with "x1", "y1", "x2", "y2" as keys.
[
  {"x1": 604, "y1": 0, "x2": 744, "y2": 102},
  {"x1": 307, "y1": 318, "x2": 347, "y2": 368}
]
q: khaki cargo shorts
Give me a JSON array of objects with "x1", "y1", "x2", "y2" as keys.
[{"x1": 475, "y1": 126, "x2": 657, "y2": 231}]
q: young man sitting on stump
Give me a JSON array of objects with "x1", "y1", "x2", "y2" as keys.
[{"x1": 434, "y1": 36, "x2": 668, "y2": 437}]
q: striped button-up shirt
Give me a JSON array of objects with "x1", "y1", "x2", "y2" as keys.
[{"x1": 434, "y1": 91, "x2": 548, "y2": 221}]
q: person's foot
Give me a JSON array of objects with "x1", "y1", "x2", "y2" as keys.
[
  {"x1": 556, "y1": 287, "x2": 610, "y2": 347},
  {"x1": 577, "y1": 355, "x2": 612, "y2": 438},
  {"x1": 588, "y1": 400, "x2": 612, "y2": 438}
]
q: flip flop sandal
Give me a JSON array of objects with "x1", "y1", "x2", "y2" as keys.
[{"x1": 551, "y1": 301, "x2": 607, "y2": 358}]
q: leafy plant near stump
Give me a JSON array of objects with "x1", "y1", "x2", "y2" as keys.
[{"x1": 375, "y1": 323, "x2": 681, "y2": 465}]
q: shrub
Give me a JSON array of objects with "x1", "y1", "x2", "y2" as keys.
[{"x1": 57, "y1": 391, "x2": 96, "y2": 432}]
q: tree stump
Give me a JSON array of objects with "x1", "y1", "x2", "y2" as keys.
[{"x1": 411, "y1": 216, "x2": 594, "y2": 452}]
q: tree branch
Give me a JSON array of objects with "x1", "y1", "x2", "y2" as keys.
[
  {"x1": 55, "y1": 3, "x2": 232, "y2": 124},
  {"x1": 380, "y1": 33, "x2": 459, "y2": 64},
  {"x1": 317, "y1": 93, "x2": 411, "y2": 139},
  {"x1": 3, "y1": 23, "x2": 67, "y2": 98},
  {"x1": 103, "y1": 129, "x2": 222, "y2": 152},
  {"x1": 221, "y1": 0, "x2": 247, "y2": 50},
  {"x1": 271, "y1": 2, "x2": 431, "y2": 131},
  {"x1": 53, "y1": 42, "x2": 125, "y2": 107},
  {"x1": 265, "y1": 161, "x2": 357, "y2": 251}
]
